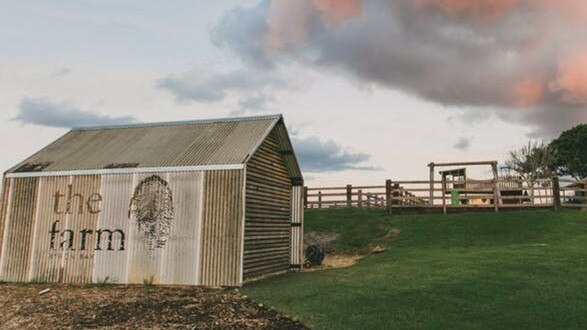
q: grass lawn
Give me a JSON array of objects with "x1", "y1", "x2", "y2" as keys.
[{"x1": 243, "y1": 209, "x2": 587, "y2": 330}]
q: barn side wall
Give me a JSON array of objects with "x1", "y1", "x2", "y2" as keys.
[
  {"x1": 199, "y1": 170, "x2": 244, "y2": 286},
  {"x1": 0, "y1": 170, "x2": 244, "y2": 286},
  {"x1": 244, "y1": 131, "x2": 292, "y2": 280}
]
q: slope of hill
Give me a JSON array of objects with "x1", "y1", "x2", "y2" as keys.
[{"x1": 243, "y1": 209, "x2": 587, "y2": 330}]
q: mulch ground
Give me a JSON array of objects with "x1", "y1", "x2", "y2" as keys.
[{"x1": 0, "y1": 283, "x2": 308, "y2": 329}]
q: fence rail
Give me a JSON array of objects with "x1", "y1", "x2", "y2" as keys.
[{"x1": 304, "y1": 177, "x2": 587, "y2": 213}]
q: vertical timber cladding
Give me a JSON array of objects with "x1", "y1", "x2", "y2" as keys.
[
  {"x1": 244, "y1": 131, "x2": 292, "y2": 280},
  {"x1": 199, "y1": 169, "x2": 244, "y2": 286}
]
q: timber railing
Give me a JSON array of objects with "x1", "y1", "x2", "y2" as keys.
[{"x1": 304, "y1": 177, "x2": 587, "y2": 213}]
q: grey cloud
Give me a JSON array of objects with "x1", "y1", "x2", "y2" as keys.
[
  {"x1": 292, "y1": 136, "x2": 378, "y2": 172},
  {"x1": 213, "y1": 0, "x2": 587, "y2": 137},
  {"x1": 158, "y1": 69, "x2": 285, "y2": 104},
  {"x1": 14, "y1": 98, "x2": 138, "y2": 128},
  {"x1": 497, "y1": 102, "x2": 587, "y2": 138},
  {"x1": 453, "y1": 137, "x2": 471, "y2": 150}
]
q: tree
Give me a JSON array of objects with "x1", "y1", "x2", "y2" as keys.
[
  {"x1": 506, "y1": 141, "x2": 557, "y2": 182},
  {"x1": 550, "y1": 124, "x2": 587, "y2": 180}
]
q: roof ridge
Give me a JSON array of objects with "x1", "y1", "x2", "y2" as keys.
[{"x1": 72, "y1": 114, "x2": 282, "y2": 131}]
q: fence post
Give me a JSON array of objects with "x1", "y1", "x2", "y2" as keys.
[
  {"x1": 428, "y1": 163, "x2": 435, "y2": 205},
  {"x1": 441, "y1": 176, "x2": 447, "y2": 215},
  {"x1": 491, "y1": 163, "x2": 501, "y2": 212},
  {"x1": 346, "y1": 184, "x2": 352, "y2": 208},
  {"x1": 303, "y1": 186, "x2": 308, "y2": 209},
  {"x1": 386, "y1": 179, "x2": 392, "y2": 214},
  {"x1": 358, "y1": 190, "x2": 363, "y2": 208},
  {"x1": 318, "y1": 191, "x2": 323, "y2": 209},
  {"x1": 552, "y1": 177, "x2": 561, "y2": 211}
]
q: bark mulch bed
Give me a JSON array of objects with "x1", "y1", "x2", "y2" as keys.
[{"x1": 0, "y1": 283, "x2": 308, "y2": 330}]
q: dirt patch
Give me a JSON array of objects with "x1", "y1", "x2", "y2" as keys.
[
  {"x1": 0, "y1": 283, "x2": 308, "y2": 330},
  {"x1": 304, "y1": 254, "x2": 363, "y2": 272}
]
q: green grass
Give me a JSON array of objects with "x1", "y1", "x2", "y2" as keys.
[
  {"x1": 302, "y1": 208, "x2": 394, "y2": 253},
  {"x1": 243, "y1": 209, "x2": 587, "y2": 330}
]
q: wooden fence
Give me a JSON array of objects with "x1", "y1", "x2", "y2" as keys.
[{"x1": 304, "y1": 177, "x2": 587, "y2": 213}]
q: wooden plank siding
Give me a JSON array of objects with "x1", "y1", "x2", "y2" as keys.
[{"x1": 244, "y1": 132, "x2": 292, "y2": 280}]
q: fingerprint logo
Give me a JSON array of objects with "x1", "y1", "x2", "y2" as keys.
[{"x1": 128, "y1": 175, "x2": 175, "y2": 249}]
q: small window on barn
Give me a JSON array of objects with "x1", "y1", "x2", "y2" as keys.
[
  {"x1": 14, "y1": 161, "x2": 53, "y2": 173},
  {"x1": 103, "y1": 163, "x2": 140, "y2": 169}
]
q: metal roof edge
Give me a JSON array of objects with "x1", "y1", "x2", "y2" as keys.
[
  {"x1": 72, "y1": 114, "x2": 283, "y2": 131},
  {"x1": 5, "y1": 164, "x2": 245, "y2": 178}
]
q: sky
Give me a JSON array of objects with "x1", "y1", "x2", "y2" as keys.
[{"x1": 1, "y1": 0, "x2": 586, "y2": 186}]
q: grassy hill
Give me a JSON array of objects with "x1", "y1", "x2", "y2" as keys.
[{"x1": 243, "y1": 209, "x2": 587, "y2": 330}]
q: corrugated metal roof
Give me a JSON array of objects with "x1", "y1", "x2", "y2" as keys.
[{"x1": 7, "y1": 115, "x2": 292, "y2": 174}]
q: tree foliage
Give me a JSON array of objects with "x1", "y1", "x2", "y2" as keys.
[
  {"x1": 550, "y1": 124, "x2": 587, "y2": 180},
  {"x1": 506, "y1": 141, "x2": 556, "y2": 182}
]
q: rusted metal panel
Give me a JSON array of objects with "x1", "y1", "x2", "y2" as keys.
[
  {"x1": 200, "y1": 170, "x2": 244, "y2": 287},
  {"x1": 244, "y1": 132, "x2": 292, "y2": 280},
  {"x1": 0, "y1": 177, "x2": 39, "y2": 282},
  {"x1": 8, "y1": 116, "x2": 280, "y2": 173},
  {"x1": 290, "y1": 186, "x2": 304, "y2": 267}
]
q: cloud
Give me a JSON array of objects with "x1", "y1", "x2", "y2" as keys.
[
  {"x1": 14, "y1": 98, "x2": 138, "y2": 128},
  {"x1": 453, "y1": 137, "x2": 471, "y2": 150},
  {"x1": 213, "y1": 0, "x2": 587, "y2": 136},
  {"x1": 292, "y1": 135, "x2": 377, "y2": 171},
  {"x1": 157, "y1": 68, "x2": 286, "y2": 104},
  {"x1": 50, "y1": 68, "x2": 71, "y2": 78}
]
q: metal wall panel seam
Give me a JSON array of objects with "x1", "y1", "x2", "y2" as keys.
[
  {"x1": 195, "y1": 171, "x2": 205, "y2": 285},
  {"x1": 91, "y1": 174, "x2": 105, "y2": 283},
  {"x1": 6, "y1": 164, "x2": 245, "y2": 178},
  {"x1": 239, "y1": 165, "x2": 247, "y2": 285},
  {"x1": 0, "y1": 178, "x2": 14, "y2": 278},
  {"x1": 124, "y1": 173, "x2": 139, "y2": 283},
  {"x1": 158, "y1": 172, "x2": 172, "y2": 283},
  {"x1": 27, "y1": 178, "x2": 43, "y2": 281},
  {"x1": 59, "y1": 176, "x2": 74, "y2": 281}
]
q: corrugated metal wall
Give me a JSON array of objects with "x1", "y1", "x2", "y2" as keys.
[
  {"x1": 244, "y1": 132, "x2": 292, "y2": 280},
  {"x1": 0, "y1": 170, "x2": 248, "y2": 286},
  {"x1": 199, "y1": 170, "x2": 244, "y2": 287},
  {"x1": 290, "y1": 186, "x2": 304, "y2": 268},
  {"x1": 0, "y1": 177, "x2": 38, "y2": 282}
]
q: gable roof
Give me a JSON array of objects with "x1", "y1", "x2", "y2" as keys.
[{"x1": 6, "y1": 114, "x2": 301, "y2": 180}]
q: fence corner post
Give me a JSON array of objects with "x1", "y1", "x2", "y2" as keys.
[
  {"x1": 303, "y1": 186, "x2": 308, "y2": 209},
  {"x1": 552, "y1": 176, "x2": 561, "y2": 211},
  {"x1": 346, "y1": 184, "x2": 353, "y2": 208},
  {"x1": 386, "y1": 179, "x2": 392, "y2": 215}
]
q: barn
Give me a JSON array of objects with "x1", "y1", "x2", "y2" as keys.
[{"x1": 0, "y1": 114, "x2": 304, "y2": 287}]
